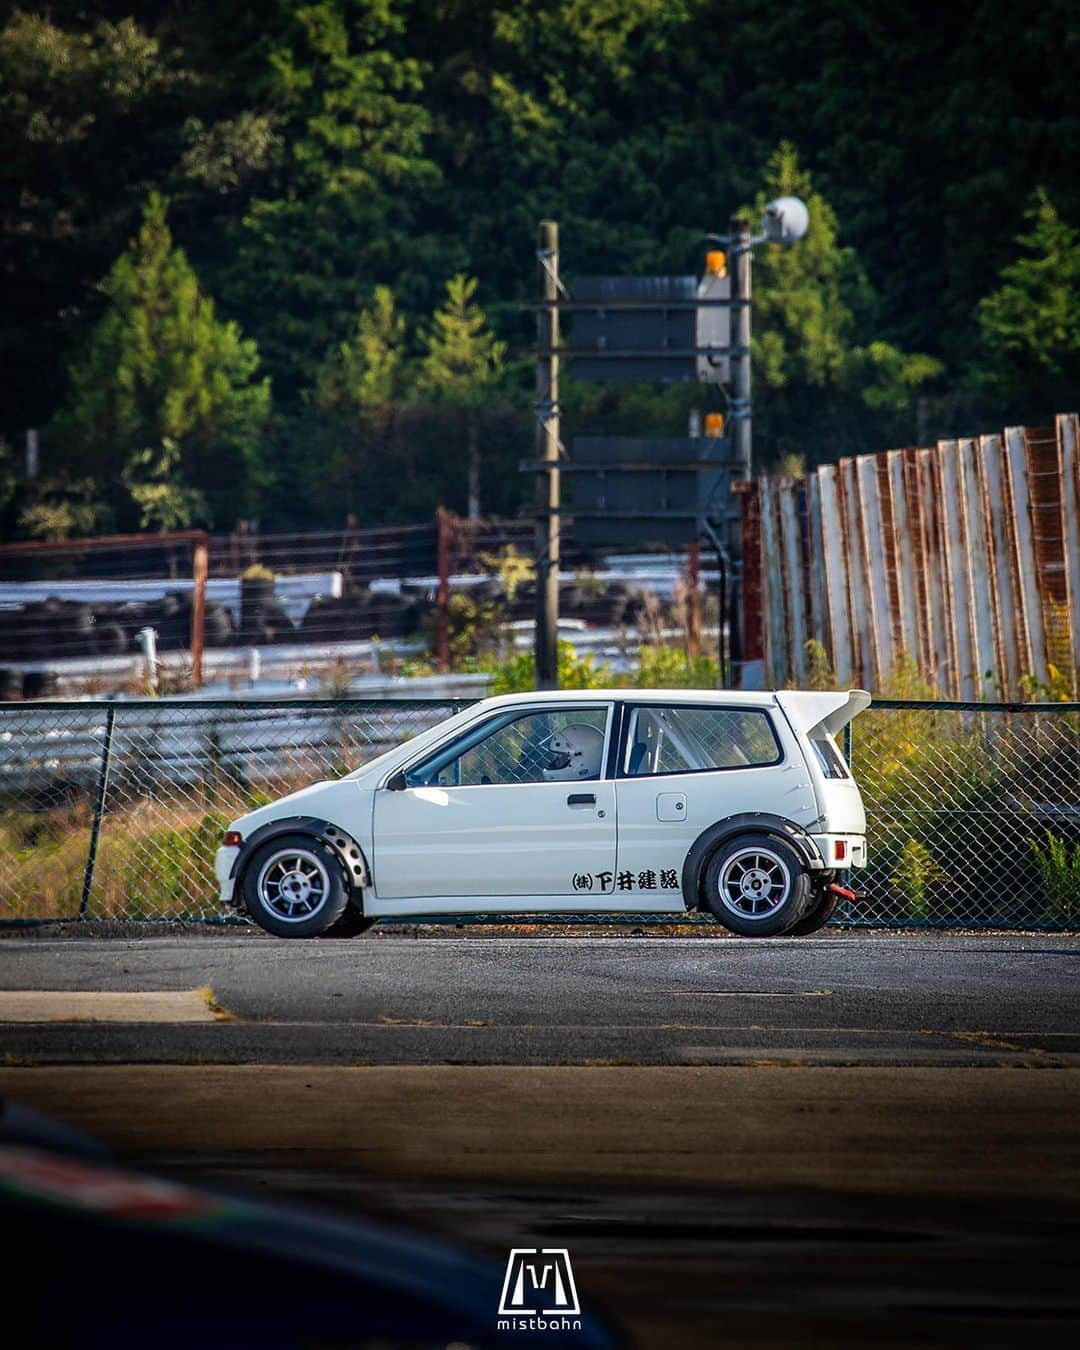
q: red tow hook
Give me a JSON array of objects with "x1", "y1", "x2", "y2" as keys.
[{"x1": 827, "y1": 882, "x2": 857, "y2": 902}]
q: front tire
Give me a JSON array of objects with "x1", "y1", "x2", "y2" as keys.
[
  {"x1": 241, "y1": 834, "x2": 350, "y2": 938},
  {"x1": 703, "y1": 833, "x2": 813, "y2": 937}
]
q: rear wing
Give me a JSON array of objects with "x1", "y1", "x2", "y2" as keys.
[{"x1": 774, "y1": 689, "x2": 872, "y2": 739}]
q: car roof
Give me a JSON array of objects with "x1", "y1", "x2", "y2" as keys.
[{"x1": 473, "y1": 688, "x2": 782, "y2": 709}]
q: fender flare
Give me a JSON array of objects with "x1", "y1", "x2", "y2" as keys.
[
  {"x1": 230, "y1": 815, "x2": 369, "y2": 897},
  {"x1": 681, "y1": 813, "x2": 824, "y2": 911}
]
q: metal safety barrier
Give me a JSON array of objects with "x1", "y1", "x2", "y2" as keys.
[{"x1": 0, "y1": 697, "x2": 1077, "y2": 928}]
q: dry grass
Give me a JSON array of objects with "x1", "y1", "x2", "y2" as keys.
[{"x1": 0, "y1": 800, "x2": 228, "y2": 923}]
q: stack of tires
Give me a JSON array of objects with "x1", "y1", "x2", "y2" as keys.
[
  {"x1": 0, "y1": 599, "x2": 96, "y2": 660},
  {"x1": 561, "y1": 580, "x2": 647, "y2": 627},
  {"x1": 0, "y1": 667, "x2": 24, "y2": 700},
  {"x1": 299, "y1": 588, "x2": 419, "y2": 643},
  {"x1": 499, "y1": 579, "x2": 647, "y2": 627},
  {"x1": 238, "y1": 574, "x2": 294, "y2": 645},
  {"x1": 127, "y1": 592, "x2": 235, "y2": 651}
]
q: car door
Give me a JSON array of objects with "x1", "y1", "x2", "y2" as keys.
[
  {"x1": 613, "y1": 702, "x2": 797, "y2": 908},
  {"x1": 371, "y1": 703, "x2": 617, "y2": 911}
]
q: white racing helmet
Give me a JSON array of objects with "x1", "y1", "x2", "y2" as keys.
[{"x1": 541, "y1": 723, "x2": 604, "y2": 782}]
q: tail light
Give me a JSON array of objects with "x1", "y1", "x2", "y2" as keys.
[{"x1": 834, "y1": 839, "x2": 847, "y2": 863}]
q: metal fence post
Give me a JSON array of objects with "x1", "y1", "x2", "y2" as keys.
[
  {"x1": 79, "y1": 705, "x2": 117, "y2": 919},
  {"x1": 839, "y1": 718, "x2": 855, "y2": 919}
]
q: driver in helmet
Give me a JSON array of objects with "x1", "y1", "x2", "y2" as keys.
[{"x1": 541, "y1": 723, "x2": 604, "y2": 782}]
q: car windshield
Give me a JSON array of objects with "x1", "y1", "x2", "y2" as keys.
[{"x1": 405, "y1": 706, "x2": 609, "y2": 788}]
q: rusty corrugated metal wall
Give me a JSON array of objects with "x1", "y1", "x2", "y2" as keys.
[{"x1": 755, "y1": 413, "x2": 1080, "y2": 697}]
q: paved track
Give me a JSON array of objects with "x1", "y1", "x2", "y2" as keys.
[
  {"x1": 2, "y1": 929, "x2": 1079, "y2": 1347},
  {"x1": 1, "y1": 930, "x2": 1078, "y2": 1065}
]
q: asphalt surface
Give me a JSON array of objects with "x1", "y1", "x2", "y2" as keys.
[
  {"x1": 1, "y1": 929, "x2": 1079, "y2": 1065},
  {"x1": 3, "y1": 928, "x2": 1079, "y2": 1347}
]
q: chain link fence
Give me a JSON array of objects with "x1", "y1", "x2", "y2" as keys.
[
  {"x1": 846, "y1": 700, "x2": 1080, "y2": 927},
  {"x1": 1, "y1": 697, "x2": 1077, "y2": 928},
  {"x1": 0, "y1": 699, "x2": 467, "y2": 924}
]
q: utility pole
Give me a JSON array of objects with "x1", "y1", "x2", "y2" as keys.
[
  {"x1": 729, "y1": 214, "x2": 753, "y2": 482},
  {"x1": 534, "y1": 220, "x2": 560, "y2": 689}
]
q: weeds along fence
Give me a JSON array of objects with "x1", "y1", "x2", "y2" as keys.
[{"x1": 0, "y1": 697, "x2": 1077, "y2": 928}]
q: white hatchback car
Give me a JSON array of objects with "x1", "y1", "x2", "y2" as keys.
[{"x1": 216, "y1": 688, "x2": 870, "y2": 939}]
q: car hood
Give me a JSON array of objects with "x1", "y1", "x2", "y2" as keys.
[{"x1": 230, "y1": 779, "x2": 341, "y2": 833}]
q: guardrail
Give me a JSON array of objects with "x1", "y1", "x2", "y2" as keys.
[{"x1": 0, "y1": 697, "x2": 1077, "y2": 928}]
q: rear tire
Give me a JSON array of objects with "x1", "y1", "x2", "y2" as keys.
[
  {"x1": 322, "y1": 902, "x2": 376, "y2": 938},
  {"x1": 785, "y1": 885, "x2": 841, "y2": 936},
  {"x1": 241, "y1": 834, "x2": 350, "y2": 938},
  {"x1": 703, "y1": 833, "x2": 813, "y2": 937}
]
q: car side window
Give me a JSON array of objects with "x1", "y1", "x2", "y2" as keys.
[
  {"x1": 622, "y1": 705, "x2": 782, "y2": 776},
  {"x1": 405, "y1": 707, "x2": 610, "y2": 788}
]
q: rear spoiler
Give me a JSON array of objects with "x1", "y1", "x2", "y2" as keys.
[{"x1": 774, "y1": 689, "x2": 872, "y2": 739}]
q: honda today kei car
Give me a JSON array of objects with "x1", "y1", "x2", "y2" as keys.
[{"x1": 215, "y1": 688, "x2": 870, "y2": 939}]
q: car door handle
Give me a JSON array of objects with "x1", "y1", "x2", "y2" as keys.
[{"x1": 567, "y1": 793, "x2": 596, "y2": 806}]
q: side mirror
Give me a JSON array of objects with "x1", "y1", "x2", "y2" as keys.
[{"x1": 386, "y1": 770, "x2": 408, "y2": 792}]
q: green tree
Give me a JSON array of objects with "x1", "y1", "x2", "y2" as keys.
[
  {"x1": 412, "y1": 274, "x2": 507, "y2": 516},
  {"x1": 211, "y1": 0, "x2": 440, "y2": 404},
  {"x1": 17, "y1": 474, "x2": 111, "y2": 542},
  {"x1": 51, "y1": 193, "x2": 270, "y2": 528},
  {"x1": 121, "y1": 437, "x2": 209, "y2": 532},
  {"x1": 0, "y1": 10, "x2": 184, "y2": 437},
  {"x1": 316, "y1": 285, "x2": 406, "y2": 414},
  {"x1": 5, "y1": 0, "x2": 1079, "y2": 523},
  {"x1": 309, "y1": 285, "x2": 407, "y2": 518},
  {"x1": 977, "y1": 190, "x2": 1080, "y2": 398}
]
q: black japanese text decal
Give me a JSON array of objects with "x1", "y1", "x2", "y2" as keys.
[{"x1": 571, "y1": 869, "x2": 680, "y2": 893}]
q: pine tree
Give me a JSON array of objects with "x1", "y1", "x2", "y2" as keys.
[
  {"x1": 413, "y1": 274, "x2": 506, "y2": 517},
  {"x1": 53, "y1": 193, "x2": 270, "y2": 528},
  {"x1": 315, "y1": 286, "x2": 406, "y2": 415},
  {"x1": 978, "y1": 190, "x2": 1080, "y2": 386},
  {"x1": 309, "y1": 286, "x2": 406, "y2": 518}
]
